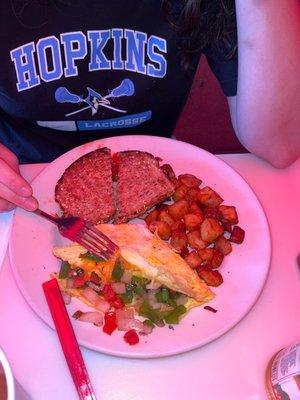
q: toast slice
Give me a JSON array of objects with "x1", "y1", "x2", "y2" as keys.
[
  {"x1": 55, "y1": 147, "x2": 115, "y2": 224},
  {"x1": 114, "y1": 151, "x2": 175, "y2": 223}
]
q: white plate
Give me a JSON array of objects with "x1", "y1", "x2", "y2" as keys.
[
  {"x1": 9, "y1": 135, "x2": 271, "y2": 358},
  {"x1": 0, "y1": 211, "x2": 14, "y2": 273}
]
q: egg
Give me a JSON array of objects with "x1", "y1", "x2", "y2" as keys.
[{"x1": 53, "y1": 223, "x2": 214, "y2": 304}]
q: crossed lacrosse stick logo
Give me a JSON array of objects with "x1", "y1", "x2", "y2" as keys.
[{"x1": 55, "y1": 79, "x2": 135, "y2": 117}]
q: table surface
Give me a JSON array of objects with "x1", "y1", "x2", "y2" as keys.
[{"x1": 0, "y1": 153, "x2": 299, "y2": 400}]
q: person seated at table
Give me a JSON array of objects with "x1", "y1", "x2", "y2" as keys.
[{"x1": 0, "y1": 0, "x2": 299, "y2": 213}]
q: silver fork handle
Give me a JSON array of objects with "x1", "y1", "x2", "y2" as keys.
[{"x1": 33, "y1": 209, "x2": 59, "y2": 224}]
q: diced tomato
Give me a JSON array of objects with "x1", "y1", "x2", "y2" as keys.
[
  {"x1": 111, "y1": 296, "x2": 125, "y2": 309},
  {"x1": 89, "y1": 271, "x2": 101, "y2": 284},
  {"x1": 102, "y1": 284, "x2": 116, "y2": 302},
  {"x1": 73, "y1": 276, "x2": 85, "y2": 288},
  {"x1": 103, "y1": 311, "x2": 117, "y2": 335},
  {"x1": 111, "y1": 153, "x2": 120, "y2": 181},
  {"x1": 112, "y1": 152, "x2": 120, "y2": 164},
  {"x1": 123, "y1": 329, "x2": 140, "y2": 345}
]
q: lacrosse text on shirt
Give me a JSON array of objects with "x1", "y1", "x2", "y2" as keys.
[{"x1": 10, "y1": 29, "x2": 168, "y2": 92}]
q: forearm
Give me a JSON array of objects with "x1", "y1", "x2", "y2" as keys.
[{"x1": 235, "y1": 0, "x2": 300, "y2": 167}]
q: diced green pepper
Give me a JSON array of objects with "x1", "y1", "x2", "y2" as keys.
[
  {"x1": 139, "y1": 300, "x2": 164, "y2": 326},
  {"x1": 111, "y1": 260, "x2": 123, "y2": 281},
  {"x1": 120, "y1": 290, "x2": 134, "y2": 304},
  {"x1": 134, "y1": 285, "x2": 146, "y2": 297},
  {"x1": 131, "y1": 275, "x2": 150, "y2": 286},
  {"x1": 131, "y1": 275, "x2": 149, "y2": 297},
  {"x1": 79, "y1": 251, "x2": 102, "y2": 262},
  {"x1": 59, "y1": 261, "x2": 71, "y2": 279},
  {"x1": 155, "y1": 288, "x2": 170, "y2": 303},
  {"x1": 167, "y1": 298, "x2": 178, "y2": 308},
  {"x1": 164, "y1": 305, "x2": 187, "y2": 324},
  {"x1": 143, "y1": 319, "x2": 155, "y2": 328}
]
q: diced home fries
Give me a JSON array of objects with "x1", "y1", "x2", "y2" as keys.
[{"x1": 143, "y1": 173, "x2": 245, "y2": 288}]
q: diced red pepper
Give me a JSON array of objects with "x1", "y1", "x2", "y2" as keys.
[
  {"x1": 89, "y1": 272, "x2": 101, "y2": 284},
  {"x1": 103, "y1": 311, "x2": 117, "y2": 335},
  {"x1": 229, "y1": 226, "x2": 245, "y2": 244},
  {"x1": 111, "y1": 296, "x2": 125, "y2": 309},
  {"x1": 73, "y1": 276, "x2": 85, "y2": 288},
  {"x1": 123, "y1": 329, "x2": 139, "y2": 345},
  {"x1": 102, "y1": 284, "x2": 116, "y2": 302}
]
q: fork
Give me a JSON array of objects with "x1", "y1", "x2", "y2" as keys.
[{"x1": 34, "y1": 209, "x2": 118, "y2": 260}]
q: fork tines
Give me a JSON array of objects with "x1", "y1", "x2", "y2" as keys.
[{"x1": 77, "y1": 224, "x2": 119, "y2": 261}]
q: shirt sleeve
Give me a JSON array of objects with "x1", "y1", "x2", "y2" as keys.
[{"x1": 205, "y1": 55, "x2": 238, "y2": 97}]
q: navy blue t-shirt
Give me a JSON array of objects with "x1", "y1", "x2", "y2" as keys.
[{"x1": 0, "y1": 1, "x2": 237, "y2": 163}]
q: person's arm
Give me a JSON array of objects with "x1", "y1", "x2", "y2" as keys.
[
  {"x1": 0, "y1": 143, "x2": 38, "y2": 212},
  {"x1": 229, "y1": 0, "x2": 300, "y2": 168}
]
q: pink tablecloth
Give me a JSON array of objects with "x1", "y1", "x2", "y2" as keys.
[{"x1": 0, "y1": 154, "x2": 299, "y2": 400}]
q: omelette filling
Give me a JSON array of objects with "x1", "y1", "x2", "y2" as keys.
[{"x1": 56, "y1": 250, "x2": 196, "y2": 335}]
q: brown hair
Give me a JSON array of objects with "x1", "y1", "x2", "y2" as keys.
[{"x1": 162, "y1": 0, "x2": 237, "y2": 70}]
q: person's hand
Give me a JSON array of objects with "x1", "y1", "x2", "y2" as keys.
[{"x1": 0, "y1": 143, "x2": 38, "y2": 212}]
